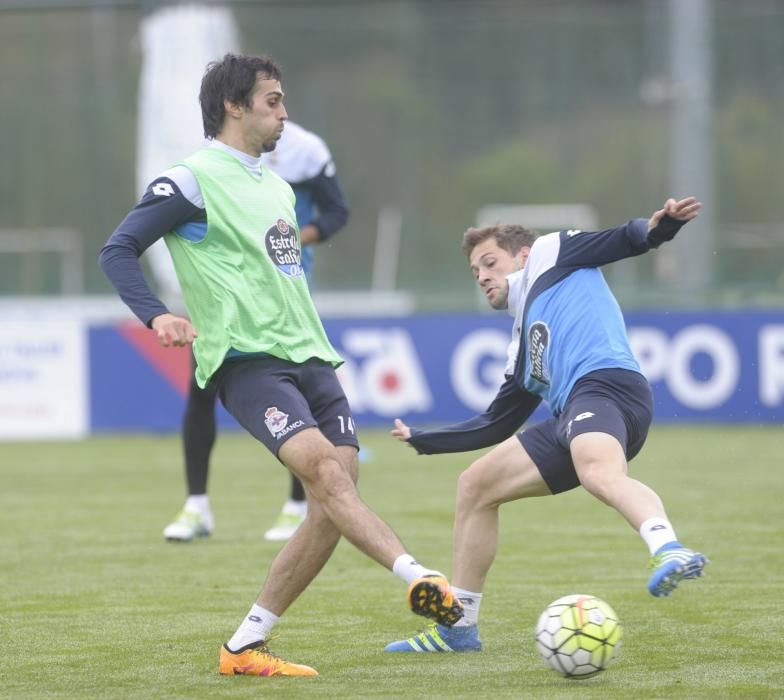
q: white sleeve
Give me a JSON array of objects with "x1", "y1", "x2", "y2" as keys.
[
  {"x1": 523, "y1": 232, "x2": 561, "y2": 291},
  {"x1": 302, "y1": 132, "x2": 333, "y2": 179},
  {"x1": 159, "y1": 165, "x2": 204, "y2": 208}
]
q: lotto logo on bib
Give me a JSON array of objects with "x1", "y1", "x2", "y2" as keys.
[{"x1": 265, "y1": 218, "x2": 303, "y2": 277}]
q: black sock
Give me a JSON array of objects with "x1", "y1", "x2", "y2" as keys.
[{"x1": 289, "y1": 473, "x2": 306, "y2": 502}]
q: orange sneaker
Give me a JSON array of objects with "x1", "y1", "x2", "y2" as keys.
[
  {"x1": 408, "y1": 574, "x2": 464, "y2": 627},
  {"x1": 218, "y1": 641, "x2": 318, "y2": 677}
]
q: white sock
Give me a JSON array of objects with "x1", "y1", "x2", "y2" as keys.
[
  {"x1": 639, "y1": 517, "x2": 678, "y2": 555},
  {"x1": 452, "y1": 587, "x2": 482, "y2": 627},
  {"x1": 226, "y1": 604, "x2": 279, "y2": 652},
  {"x1": 185, "y1": 495, "x2": 210, "y2": 516},
  {"x1": 282, "y1": 499, "x2": 307, "y2": 516},
  {"x1": 392, "y1": 554, "x2": 442, "y2": 584}
]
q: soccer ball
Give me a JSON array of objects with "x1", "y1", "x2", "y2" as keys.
[{"x1": 534, "y1": 594, "x2": 622, "y2": 678}]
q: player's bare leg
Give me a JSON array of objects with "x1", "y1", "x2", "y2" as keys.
[
  {"x1": 276, "y1": 430, "x2": 455, "y2": 620},
  {"x1": 221, "y1": 440, "x2": 355, "y2": 674},
  {"x1": 386, "y1": 436, "x2": 548, "y2": 652},
  {"x1": 570, "y1": 432, "x2": 664, "y2": 529},
  {"x1": 452, "y1": 435, "x2": 551, "y2": 593},
  {"x1": 280, "y1": 429, "x2": 409, "y2": 569},
  {"x1": 570, "y1": 432, "x2": 707, "y2": 597},
  {"x1": 256, "y1": 443, "x2": 355, "y2": 615}
]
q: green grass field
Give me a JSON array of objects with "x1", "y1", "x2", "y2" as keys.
[{"x1": 2, "y1": 426, "x2": 782, "y2": 699}]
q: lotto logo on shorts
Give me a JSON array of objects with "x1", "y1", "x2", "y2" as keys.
[
  {"x1": 567, "y1": 412, "x2": 595, "y2": 438},
  {"x1": 264, "y1": 406, "x2": 289, "y2": 435}
]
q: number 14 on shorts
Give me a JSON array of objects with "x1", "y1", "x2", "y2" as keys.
[{"x1": 337, "y1": 415, "x2": 355, "y2": 434}]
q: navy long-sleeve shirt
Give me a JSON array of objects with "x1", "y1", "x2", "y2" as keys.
[{"x1": 407, "y1": 214, "x2": 687, "y2": 455}]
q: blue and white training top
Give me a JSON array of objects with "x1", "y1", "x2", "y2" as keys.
[
  {"x1": 407, "y1": 214, "x2": 690, "y2": 455},
  {"x1": 506, "y1": 229, "x2": 641, "y2": 414}
]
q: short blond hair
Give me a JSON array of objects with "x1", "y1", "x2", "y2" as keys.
[{"x1": 461, "y1": 224, "x2": 539, "y2": 258}]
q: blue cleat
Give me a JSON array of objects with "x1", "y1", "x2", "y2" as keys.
[
  {"x1": 385, "y1": 623, "x2": 482, "y2": 652},
  {"x1": 648, "y1": 542, "x2": 708, "y2": 597}
]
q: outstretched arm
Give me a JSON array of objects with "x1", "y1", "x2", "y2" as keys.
[
  {"x1": 391, "y1": 376, "x2": 542, "y2": 455},
  {"x1": 555, "y1": 195, "x2": 702, "y2": 268},
  {"x1": 646, "y1": 196, "x2": 702, "y2": 246}
]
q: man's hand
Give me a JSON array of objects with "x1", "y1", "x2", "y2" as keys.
[
  {"x1": 151, "y1": 313, "x2": 197, "y2": 347},
  {"x1": 391, "y1": 418, "x2": 412, "y2": 442},
  {"x1": 648, "y1": 196, "x2": 702, "y2": 231},
  {"x1": 299, "y1": 223, "x2": 321, "y2": 246}
]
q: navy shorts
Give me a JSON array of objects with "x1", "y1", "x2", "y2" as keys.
[
  {"x1": 519, "y1": 368, "x2": 654, "y2": 495},
  {"x1": 211, "y1": 356, "x2": 360, "y2": 459}
]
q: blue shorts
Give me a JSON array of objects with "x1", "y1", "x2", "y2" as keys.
[
  {"x1": 519, "y1": 368, "x2": 654, "y2": 495},
  {"x1": 212, "y1": 356, "x2": 360, "y2": 459}
]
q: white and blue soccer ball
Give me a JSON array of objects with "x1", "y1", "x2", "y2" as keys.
[{"x1": 535, "y1": 594, "x2": 623, "y2": 678}]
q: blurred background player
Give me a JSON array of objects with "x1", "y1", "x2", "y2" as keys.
[{"x1": 150, "y1": 120, "x2": 350, "y2": 543}]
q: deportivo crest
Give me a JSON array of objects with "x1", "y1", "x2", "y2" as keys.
[
  {"x1": 264, "y1": 406, "x2": 289, "y2": 435},
  {"x1": 528, "y1": 321, "x2": 551, "y2": 385},
  {"x1": 264, "y1": 218, "x2": 302, "y2": 277}
]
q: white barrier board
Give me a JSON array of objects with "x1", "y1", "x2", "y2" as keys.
[{"x1": 0, "y1": 321, "x2": 88, "y2": 439}]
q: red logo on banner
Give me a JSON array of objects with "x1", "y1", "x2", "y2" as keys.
[{"x1": 117, "y1": 321, "x2": 191, "y2": 397}]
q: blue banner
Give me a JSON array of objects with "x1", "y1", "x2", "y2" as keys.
[{"x1": 89, "y1": 310, "x2": 784, "y2": 432}]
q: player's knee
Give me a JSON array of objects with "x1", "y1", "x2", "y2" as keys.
[
  {"x1": 306, "y1": 457, "x2": 356, "y2": 504},
  {"x1": 457, "y1": 461, "x2": 495, "y2": 510},
  {"x1": 337, "y1": 447, "x2": 359, "y2": 485},
  {"x1": 577, "y1": 461, "x2": 625, "y2": 500}
]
